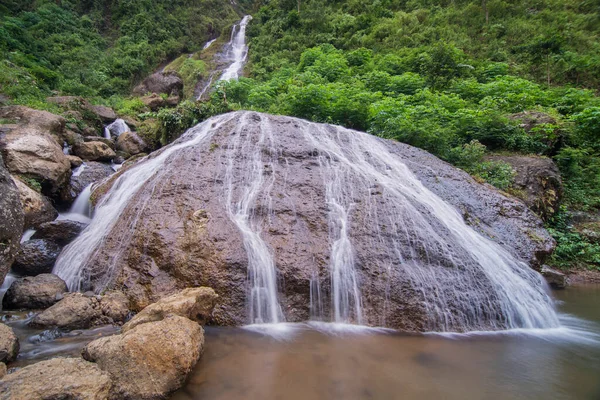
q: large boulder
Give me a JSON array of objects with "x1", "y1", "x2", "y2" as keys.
[
  {"x1": 0, "y1": 357, "x2": 112, "y2": 400},
  {"x1": 0, "y1": 156, "x2": 24, "y2": 283},
  {"x1": 123, "y1": 287, "x2": 218, "y2": 332},
  {"x1": 31, "y1": 220, "x2": 88, "y2": 246},
  {"x1": 0, "y1": 106, "x2": 71, "y2": 193},
  {"x1": 88, "y1": 105, "x2": 117, "y2": 123},
  {"x1": 2, "y1": 274, "x2": 68, "y2": 310},
  {"x1": 60, "y1": 161, "x2": 114, "y2": 204},
  {"x1": 11, "y1": 239, "x2": 62, "y2": 276},
  {"x1": 11, "y1": 177, "x2": 58, "y2": 229},
  {"x1": 485, "y1": 155, "x2": 563, "y2": 221},
  {"x1": 133, "y1": 71, "x2": 183, "y2": 97},
  {"x1": 55, "y1": 112, "x2": 556, "y2": 332},
  {"x1": 29, "y1": 293, "x2": 102, "y2": 330},
  {"x1": 82, "y1": 315, "x2": 203, "y2": 400},
  {"x1": 0, "y1": 323, "x2": 19, "y2": 363},
  {"x1": 73, "y1": 142, "x2": 116, "y2": 162},
  {"x1": 117, "y1": 131, "x2": 149, "y2": 155}
]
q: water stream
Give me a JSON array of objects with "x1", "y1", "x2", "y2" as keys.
[{"x1": 219, "y1": 15, "x2": 252, "y2": 81}]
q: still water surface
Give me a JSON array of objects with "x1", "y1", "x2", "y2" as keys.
[{"x1": 173, "y1": 285, "x2": 600, "y2": 400}]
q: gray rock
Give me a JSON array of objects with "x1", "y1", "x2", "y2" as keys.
[
  {"x1": 60, "y1": 161, "x2": 114, "y2": 204},
  {"x1": 133, "y1": 71, "x2": 183, "y2": 97},
  {"x1": 0, "y1": 155, "x2": 24, "y2": 283},
  {"x1": 12, "y1": 239, "x2": 61, "y2": 276},
  {"x1": 88, "y1": 105, "x2": 117, "y2": 123},
  {"x1": 0, "y1": 357, "x2": 112, "y2": 400},
  {"x1": 2, "y1": 274, "x2": 68, "y2": 310},
  {"x1": 541, "y1": 265, "x2": 568, "y2": 289},
  {"x1": 31, "y1": 220, "x2": 88, "y2": 246}
]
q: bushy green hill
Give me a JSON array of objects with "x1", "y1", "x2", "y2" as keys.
[
  {"x1": 0, "y1": 0, "x2": 243, "y2": 103},
  {"x1": 215, "y1": 0, "x2": 600, "y2": 271}
]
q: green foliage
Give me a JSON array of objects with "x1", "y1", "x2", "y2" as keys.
[{"x1": 547, "y1": 211, "x2": 600, "y2": 270}]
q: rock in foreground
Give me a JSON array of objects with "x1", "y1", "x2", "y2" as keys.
[
  {"x1": 0, "y1": 357, "x2": 112, "y2": 400},
  {"x1": 83, "y1": 315, "x2": 203, "y2": 400},
  {"x1": 0, "y1": 324, "x2": 19, "y2": 363},
  {"x1": 123, "y1": 287, "x2": 218, "y2": 332},
  {"x1": 2, "y1": 274, "x2": 67, "y2": 310},
  {"x1": 11, "y1": 239, "x2": 62, "y2": 276}
]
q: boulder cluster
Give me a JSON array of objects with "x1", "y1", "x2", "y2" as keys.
[{"x1": 0, "y1": 287, "x2": 218, "y2": 400}]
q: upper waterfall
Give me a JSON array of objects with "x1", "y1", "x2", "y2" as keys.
[
  {"x1": 53, "y1": 111, "x2": 559, "y2": 332},
  {"x1": 219, "y1": 15, "x2": 252, "y2": 81}
]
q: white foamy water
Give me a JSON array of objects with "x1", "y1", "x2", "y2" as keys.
[
  {"x1": 219, "y1": 15, "x2": 252, "y2": 81},
  {"x1": 203, "y1": 38, "x2": 217, "y2": 50},
  {"x1": 104, "y1": 119, "x2": 130, "y2": 139}
]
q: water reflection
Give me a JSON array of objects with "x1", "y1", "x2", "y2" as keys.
[{"x1": 174, "y1": 286, "x2": 600, "y2": 400}]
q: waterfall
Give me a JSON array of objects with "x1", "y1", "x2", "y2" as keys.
[
  {"x1": 104, "y1": 119, "x2": 130, "y2": 139},
  {"x1": 223, "y1": 114, "x2": 284, "y2": 324},
  {"x1": 219, "y1": 15, "x2": 252, "y2": 81},
  {"x1": 203, "y1": 39, "x2": 217, "y2": 50},
  {"x1": 53, "y1": 114, "x2": 235, "y2": 291},
  {"x1": 54, "y1": 111, "x2": 559, "y2": 332}
]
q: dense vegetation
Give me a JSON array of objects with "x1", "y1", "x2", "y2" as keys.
[
  {"x1": 215, "y1": 0, "x2": 600, "y2": 270},
  {"x1": 1, "y1": 0, "x2": 599, "y2": 271},
  {"x1": 0, "y1": 0, "x2": 243, "y2": 104}
]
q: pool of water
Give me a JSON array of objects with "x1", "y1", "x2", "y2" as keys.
[{"x1": 173, "y1": 285, "x2": 600, "y2": 400}]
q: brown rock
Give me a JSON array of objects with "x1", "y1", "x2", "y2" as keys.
[
  {"x1": 88, "y1": 105, "x2": 117, "y2": 123},
  {"x1": 82, "y1": 315, "x2": 202, "y2": 400},
  {"x1": 67, "y1": 112, "x2": 555, "y2": 332},
  {"x1": 485, "y1": 155, "x2": 562, "y2": 221},
  {"x1": 541, "y1": 265, "x2": 568, "y2": 289},
  {"x1": 11, "y1": 176, "x2": 58, "y2": 229},
  {"x1": 123, "y1": 287, "x2": 217, "y2": 332},
  {"x1": 0, "y1": 105, "x2": 66, "y2": 140},
  {"x1": 99, "y1": 291, "x2": 130, "y2": 324},
  {"x1": 30, "y1": 293, "x2": 102, "y2": 330},
  {"x1": 0, "y1": 363, "x2": 6, "y2": 379},
  {"x1": 0, "y1": 357, "x2": 112, "y2": 400},
  {"x1": 83, "y1": 136, "x2": 115, "y2": 149},
  {"x1": 2, "y1": 274, "x2": 67, "y2": 310},
  {"x1": 0, "y1": 323, "x2": 19, "y2": 363},
  {"x1": 0, "y1": 156, "x2": 24, "y2": 282},
  {"x1": 116, "y1": 131, "x2": 149, "y2": 155},
  {"x1": 66, "y1": 155, "x2": 83, "y2": 167},
  {"x1": 133, "y1": 72, "x2": 183, "y2": 97},
  {"x1": 140, "y1": 93, "x2": 166, "y2": 111},
  {"x1": 0, "y1": 127, "x2": 71, "y2": 192},
  {"x1": 73, "y1": 142, "x2": 116, "y2": 162}
]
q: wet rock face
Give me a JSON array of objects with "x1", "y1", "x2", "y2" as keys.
[
  {"x1": 2, "y1": 274, "x2": 68, "y2": 310},
  {"x1": 0, "y1": 357, "x2": 112, "y2": 400},
  {"x1": 12, "y1": 239, "x2": 62, "y2": 276},
  {"x1": 82, "y1": 315, "x2": 203, "y2": 400},
  {"x1": 0, "y1": 156, "x2": 24, "y2": 283},
  {"x1": 60, "y1": 161, "x2": 114, "y2": 204},
  {"x1": 486, "y1": 155, "x2": 563, "y2": 221},
  {"x1": 63, "y1": 112, "x2": 555, "y2": 332}
]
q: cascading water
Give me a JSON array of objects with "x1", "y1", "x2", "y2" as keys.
[
  {"x1": 104, "y1": 119, "x2": 130, "y2": 139},
  {"x1": 203, "y1": 39, "x2": 217, "y2": 50},
  {"x1": 223, "y1": 114, "x2": 284, "y2": 324},
  {"x1": 54, "y1": 111, "x2": 560, "y2": 332},
  {"x1": 53, "y1": 114, "x2": 236, "y2": 292},
  {"x1": 219, "y1": 15, "x2": 252, "y2": 81}
]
